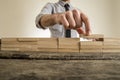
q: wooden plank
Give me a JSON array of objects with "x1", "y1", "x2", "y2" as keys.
[
  {"x1": 1, "y1": 47, "x2": 19, "y2": 51},
  {"x1": 80, "y1": 34, "x2": 104, "y2": 41},
  {"x1": 18, "y1": 38, "x2": 39, "y2": 42},
  {"x1": 2, "y1": 38, "x2": 19, "y2": 44},
  {"x1": 38, "y1": 43, "x2": 57, "y2": 48},
  {"x1": 103, "y1": 49, "x2": 120, "y2": 52},
  {"x1": 19, "y1": 42, "x2": 38, "y2": 45},
  {"x1": 20, "y1": 46, "x2": 38, "y2": 51},
  {"x1": 1, "y1": 44, "x2": 20, "y2": 48},
  {"x1": 80, "y1": 50, "x2": 102, "y2": 53},
  {"x1": 81, "y1": 45, "x2": 103, "y2": 49},
  {"x1": 58, "y1": 48, "x2": 79, "y2": 53},
  {"x1": 104, "y1": 42, "x2": 120, "y2": 46},
  {"x1": 38, "y1": 48, "x2": 57, "y2": 52},
  {"x1": 103, "y1": 45, "x2": 120, "y2": 49},
  {"x1": 80, "y1": 41, "x2": 103, "y2": 46}
]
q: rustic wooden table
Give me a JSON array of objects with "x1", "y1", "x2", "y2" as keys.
[{"x1": 0, "y1": 51, "x2": 120, "y2": 80}]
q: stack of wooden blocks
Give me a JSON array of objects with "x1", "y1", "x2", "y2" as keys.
[
  {"x1": 1, "y1": 38, "x2": 37, "y2": 51},
  {"x1": 103, "y1": 38, "x2": 120, "y2": 52},
  {"x1": 1, "y1": 38, "x2": 58, "y2": 52},
  {"x1": 1, "y1": 34, "x2": 120, "y2": 53}
]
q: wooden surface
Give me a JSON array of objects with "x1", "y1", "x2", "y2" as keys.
[{"x1": 0, "y1": 51, "x2": 120, "y2": 80}]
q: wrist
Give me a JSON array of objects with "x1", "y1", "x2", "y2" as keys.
[{"x1": 53, "y1": 14, "x2": 60, "y2": 24}]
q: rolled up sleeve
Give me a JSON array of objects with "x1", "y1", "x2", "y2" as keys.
[{"x1": 35, "y1": 3, "x2": 53, "y2": 29}]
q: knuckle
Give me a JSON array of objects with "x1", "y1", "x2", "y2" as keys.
[
  {"x1": 70, "y1": 23, "x2": 76, "y2": 28},
  {"x1": 60, "y1": 14, "x2": 65, "y2": 19},
  {"x1": 73, "y1": 9, "x2": 78, "y2": 13},
  {"x1": 66, "y1": 11, "x2": 73, "y2": 16},
  {"x1": 73, "y1": 9, "x2": 80, "y2": 14}
]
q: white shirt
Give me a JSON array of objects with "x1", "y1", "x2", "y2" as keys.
[{"x1": 35, "y1": 0, "x2": 78, "y2": 38}]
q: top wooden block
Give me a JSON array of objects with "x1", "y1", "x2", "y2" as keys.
[
  {"x1": 18, "y1": 38, "x2": 39, "y2": 42},
  {"x1": 80, "y1": 34, "x2": 104, "y2": 41}
]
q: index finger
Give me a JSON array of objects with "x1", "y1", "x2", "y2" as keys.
[{"x1": 81, "y1": 12, "x2": 91, "y2": 36}]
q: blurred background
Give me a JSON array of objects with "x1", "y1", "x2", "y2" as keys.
[{"x1": 0, "y1": 0, "x2": 120, "y2": 38}]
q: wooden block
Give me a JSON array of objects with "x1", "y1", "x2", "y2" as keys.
[
  {"x1": 104, "y1": 38, "x2": 120, "y2": 42},
  {"x1": 19, "y1": 45, "x2": 38, "y2": 51},
  {"x1": 1, "y1": 44, "x2": 20, "y2": 48},
  {"x1": 19, "y1": 42, "x2": 38, "y2": 45},
  {"x1": 58, "y1": 48, "x2": 79, "y2": 53},
  {"x1": 1, "y1": 47, "x2": 19, "y2": 51},
  {"x1": 80, "y1": 41, "x2": 103, "y2": 49},
  {"x1": 80, "y1": 34, "x2": 104, "y2": 41},
  {"x1": 104, "y1": 42, "x2": 120, "y2": 46},
  {"x1": 1, "y1": 38, "x2": 19, "y2": 51},
  {"x1": 103, "y1": 49, "x2": 120, "y2": 52},
  {"x1": 2, "y1": 38, "x2": 19, "y2": 44},
  {"x1": 2, "y1": 41, "x2": 19, "y2": 44},
  {"x1": 103, "y1": 38, "x2": 120, "y2": 52},
  {"x1": 38, "y1": 38, "x2": 58, "y2": 49},
  {"x1": 37, "y1": 48, "x2": 57, "y2": 52},
  {"x1": 103, "y1": 45, "x2": 120, "y2": 49},
  {"x1": 80, "y1": 41, "x2": 103, "y2": 46},
  {"x1": 58, "y1": 38, "x2": 80, "y2": 52},
  {"x1": 18, "y1": 38, "x2": 39, "y2": 42},
  {"x1": 80, "y1": 49, "x2": 102, "y2": 53},
  {"x1": 81, "y1": 45, "x2": 103, "y2": 49}
]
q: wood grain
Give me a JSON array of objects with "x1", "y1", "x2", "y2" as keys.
[
  {"x1": 58, "y1": 38, "x2": 80, "y2": 52},
  {"x1": 0, "y1": 59, "x2": 120, "y2": 80}
]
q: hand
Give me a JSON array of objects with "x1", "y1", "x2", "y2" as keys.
[{"x1": 56, "y1": 9, "x2": 91, "y2": 36}]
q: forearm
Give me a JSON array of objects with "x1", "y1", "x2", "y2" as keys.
[{"x1": 40, "y1": 14, "x2": 59, "y2": 28}]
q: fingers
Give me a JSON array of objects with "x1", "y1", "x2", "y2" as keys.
[
  {"x1": 59, "y1": 9, "x2": 91, "y2": 35},
  {"x1": 81, "y1": 12, "x2": 91, "y2": 35},
  {"x1": 64, "y1": 9, "x2": 82, "y2": 29},
  {"x1": 72, "y1": 9, "x2": 82, "y2": 28},
  {"x1": 65, "y1": 11, "x2": 76, "y2": 29},
  {"x1": 59, "y1": 14, "x2": 69, "y2": 29}
]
